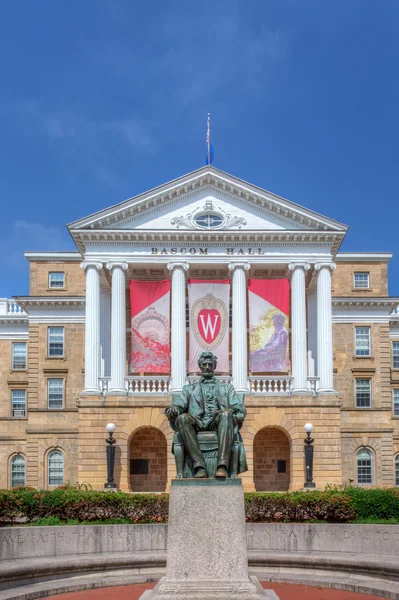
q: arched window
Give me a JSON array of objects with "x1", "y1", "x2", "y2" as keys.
[
  {"x1": 11, "y1": 455, "x2": 26, "y2": 488},
  {"x1": 395, "y1": 455, "x2": 399, "y2": 487},
  {"x1": 48, "y1": 450, "x2": 64, "y2": 486},
  {"x1": 357, "y1": 448, "x2": 373, "y2": 485}
]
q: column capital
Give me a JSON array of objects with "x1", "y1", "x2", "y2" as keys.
[
  {"x1": 81, "y1": 262, "x2": 103, "y2": 271},
  {"x1": 288, "y1": 262, "x2": 311, "y2": 272},
  {"x1": 228, "y1": 262, "x2": 250, "y2": 273},
  {"x1": 167, "y1": 262, "x2": 189, "y2": 272},
  {"x1": 314, "y1": 262, "x2": 336, "y2": 272},
  {"x1": 105, "y1": 262, "x2": 128, "y2": 272}
]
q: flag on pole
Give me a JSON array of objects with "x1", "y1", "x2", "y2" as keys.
[{"x1": 206, "y1": 113, "x2": 214, "y2": 165}]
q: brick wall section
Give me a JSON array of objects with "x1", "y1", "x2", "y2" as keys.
[
  {"x1": 27, "y1": 324, "x2": 39, "y2": 409},
  {"x1": 334, "y1": 322, "x2": 390, "y2": 410},
  {"x1": 0, "y1": 340, "x2": 29, "y2": 418},
  {"x1": 32, "y1": 324, "x2": 84, "y2": 410},
  {"x1": 30, "y1": 261, "x2": 85, "y2": 296},
  {"x1": 253, "y1": 428, "x2": 290, "y2": 491},
  {"x1": 333, "y1": 262, "x2": 388, "y2": 297},
  {"x1": 130, "y1": 427, "x2": 167, "y2": 492}
]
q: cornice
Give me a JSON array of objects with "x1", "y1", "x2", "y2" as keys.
[
  {"x1": 72, "y1": 229, "x2": 345, "y2": 256},
  {"x1": 24, "y1": 252, "x2": 82, "y2": 262},
  {"x1": 335, "y1": 252, "x2": 393, "y2": 263},
  {"x1": 332, "y1": 297, "x2": 399, "y2": 308},
  {"x1": 13, "y1": 296, "x2": 85, "y2": 311}
]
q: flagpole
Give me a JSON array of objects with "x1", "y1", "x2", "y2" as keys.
[{"x1": 207, "y1": 113, "x2": 211, "y2": 165}]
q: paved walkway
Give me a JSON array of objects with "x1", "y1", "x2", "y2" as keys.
[{"x1": 48, "y1": 582, "x2": 385, "y2": 600}]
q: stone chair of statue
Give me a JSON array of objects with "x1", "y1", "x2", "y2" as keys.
[{"x1": 170, "y1": 392, "x2": 245, "y2": 479}]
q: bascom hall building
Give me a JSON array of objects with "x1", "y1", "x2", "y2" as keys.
[{"x1": 1, "y1": 166, "x2": 399, "y2": 492}]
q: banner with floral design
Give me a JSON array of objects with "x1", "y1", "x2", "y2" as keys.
[
  {"x1": 249, "y1": 279, "x2": 290, "y2": 373},
  {"x1": 130, "y1": 280, "x2": 170, "y2": 373}
]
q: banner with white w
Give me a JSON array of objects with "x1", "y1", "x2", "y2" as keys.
[{"x1": 188, "y1": 279, "x2": 230, "y2": 373}]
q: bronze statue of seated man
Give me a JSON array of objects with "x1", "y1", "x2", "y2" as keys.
[{"x1": 165, "y1": 351, "x2": 247, "y2": 479}]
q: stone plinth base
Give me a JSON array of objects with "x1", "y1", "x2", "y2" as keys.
[{"x1": 140, "y1": 479, "x2": 278, "y2": 600}]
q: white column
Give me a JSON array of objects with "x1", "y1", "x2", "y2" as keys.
[
  {"x1": 168, "y1": 262, "x2": 189, "y2": 392},
  {"x1": 100, "y1": 286, "x2": 111, "y2": 378},
  {"x1": 228, "y1": 262, "x2": 250, "y2": 393},
  {"x1": 288, "y1": 262, "x2": 310, "y2": 393},
  {"x1": 307, "y1": 285, "x2": 318, "y2": 378},
  {"x1": 81, "y1": 262, "x2": 102, "y2": 394},
  {"x1": 106, "y1": 262, "x2": 128, "y2": 394},
  {"x1": 315, "y1": 262, "x2": 336, "y2": 393}
]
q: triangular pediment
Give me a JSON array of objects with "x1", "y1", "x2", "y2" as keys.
[{"x1": 68, "y1": 167, "x2": 348, "y2": 236}]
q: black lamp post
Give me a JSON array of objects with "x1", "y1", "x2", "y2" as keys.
[
  {"x1": 304, "y1": 422, "x2": 315, "y2": 489},
  {"x1": 105, "y1": 423, "x2": 117, "y2": 489}
]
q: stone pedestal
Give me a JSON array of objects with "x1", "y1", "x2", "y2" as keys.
[{"x1": 140, "y1": 479, "x2": 278, "y2": 600}]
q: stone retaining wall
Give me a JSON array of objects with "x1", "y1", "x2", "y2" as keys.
[
  {"x1": 1, "y1": 524, "x2": 399, "y2": 599},
  {"x1": 2, "y1": 523, "x2": 399, "y2": 560}
]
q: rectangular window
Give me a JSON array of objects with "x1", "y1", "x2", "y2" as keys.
[
  {"x1": 354, "y1": 272, "x2": 370, "y2": 289},
  {"x1": 393, "y1": 342, "x2": 399, "y2": 369},
  {"x1": 355, "y1": 326, "x2": 371, "y2": 356},
  {"x1": 48, "y1": 327, "x2": 64, "y2": 357},
  {"x1": 48, "y1": 379, "x2": 64, "y2": 409},
  {"x1": 356, "y1": 378, "x2": 372, "y2": 408},
  {"x1": 11, "y1": 390, "x2": 26, "y2": 418},
  {"x1": 12, "y1": 342, "x2": 27, "y2": 370},
  {"x1": 49, "y1": 272, "x2": 65, "y2": 288},
  {"x1": 394, "y1": 389, "x2": 399, "y2": 417}
]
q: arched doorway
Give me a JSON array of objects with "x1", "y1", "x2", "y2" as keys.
[
  {"x1": 254, "y1": 427, "x2": 290, "y2": 491},
  {"x1": 129, "y1": 427, "x2": 167, "y2": 492}
]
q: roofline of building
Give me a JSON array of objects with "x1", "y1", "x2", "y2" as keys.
[
  {"x1": 24, "y1": 252, "x2": 82, "y2": 262},
  {"x1": 335, "y1": 252, "x2": 393, "y2": 262}
]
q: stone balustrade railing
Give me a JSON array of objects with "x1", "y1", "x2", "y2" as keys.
[
  {"x1": 249, "y1": 376, "x2": 292, "y2": 395},
  {"x1": 98, "y1": 375, "x2": 324, "y2": 396},
  {"x1": 0, "y1": 298, "x2": 26, "y2": 316},
  {"x1": 99, "y1": 377, "x2": 170, "y2": 395}
]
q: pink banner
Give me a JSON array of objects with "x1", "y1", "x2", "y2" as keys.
[
  {"x1": 249, "y1": 279, "x2": 290, "y2": 373},
  {"x1": 188, "y1": 279, "x2": 230, "y2": 373},
  {"x1": 130, "y1": 280, "x2": 170, "y2": 373}
]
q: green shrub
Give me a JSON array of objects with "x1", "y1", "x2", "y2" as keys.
[
  {"x1": 244, "y1": 490, "x2": 357, "y2": 523},
  {"x1": 344, "y1": 487, "x2": 399, "y2": 520},
  {"x1": 1, "y1": 487, "x2": 399, "y2": 525}
]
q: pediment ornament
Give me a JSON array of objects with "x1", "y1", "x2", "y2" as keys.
[{"x1": 171, "y1": 200, "x2": 247, "y2": 231}]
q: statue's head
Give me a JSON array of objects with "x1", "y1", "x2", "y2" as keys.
[{"x1": 198, "y1": 351, "x2": 217, "y2": 378}]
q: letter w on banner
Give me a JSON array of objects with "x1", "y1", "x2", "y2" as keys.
[
  {"x1": 188, "y1": 279, "x2": 230, "y2": 373},
  {"x1": 130, "y1": 281, "x2": 170, "y2": 373},
  {"x1": 249, "y1": 279, "x2": 290, "y2": 373}
]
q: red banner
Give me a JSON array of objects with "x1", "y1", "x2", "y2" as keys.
[
  {"x1": 130, "y1": 281, "x2": 170, "y2": 373},
  {"x1": 248, "y1": 279, "x2": 290, "y2": 373}
]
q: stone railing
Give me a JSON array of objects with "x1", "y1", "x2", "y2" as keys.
[
  {"x1": 307, "y1": 376, "x2": 320, "y2": 395},
  {"x1": 249, "y1": 376, "x2": 292, "y2": 395},
  {"x1": 0, "y1": 299, "x2": 26, "y2": 316},
  {"x1": 99, "y1": 377, "x2": 170, "y2": 395},
  {"x1": 1, "y1": 524, "x2": 398, "y2": 599}
]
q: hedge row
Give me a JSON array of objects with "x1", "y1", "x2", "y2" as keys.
[{"x1": 1, "y1": 486, "x2": 399, "y2": 525}]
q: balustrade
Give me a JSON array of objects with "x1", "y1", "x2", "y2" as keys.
[
  {"x1": 249, "y1": 376, "x2": 292, "y2": 395},
  {"x1": 0, "y1": 300, "x2": 26, "y2": 316}
]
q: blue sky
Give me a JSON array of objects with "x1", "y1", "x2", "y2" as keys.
[{"x1": 1, "y1": 1, "x2": 399, "y2": 297}]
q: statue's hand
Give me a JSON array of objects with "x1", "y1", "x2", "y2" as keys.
[
  {"x1": 165, "y1": 405, "x2": 180, "y2": 422},
  {"x1": 234, "y1": 410, "x2": 245, "y2": 423}
]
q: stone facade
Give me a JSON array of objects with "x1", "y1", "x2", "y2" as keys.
[{"x1": 1, "y1": 168, "x2": 398, "y2": 493}]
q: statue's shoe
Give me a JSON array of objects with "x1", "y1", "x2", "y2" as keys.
[
  {"x1": 194, "y1": 468, "x2": 208, "y2": 478},
  {"x1": 215, "y1": 466, "x2": 228, "y2": 479}
]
